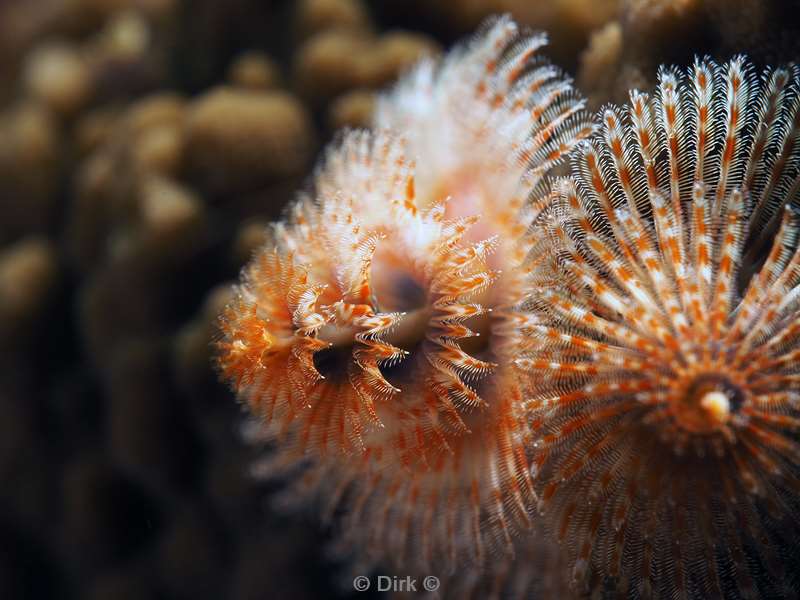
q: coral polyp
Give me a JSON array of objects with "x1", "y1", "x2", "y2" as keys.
[
  {"x1": 217, "y1": 15, "x2": 594, "y2": 585},
  {"x1": 525, "y1": 57, "x2": 800, "y2": 597}
]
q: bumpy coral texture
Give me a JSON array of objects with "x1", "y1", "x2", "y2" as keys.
[
  {"x1": 526, "y1": 57, "x2": 800, "y2": 598},
  {"x1": 218, "y1": 15, "x2": 593, "y2": 587}
]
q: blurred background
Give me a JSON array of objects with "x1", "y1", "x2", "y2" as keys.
[{"x1": 0, "y1": 0, "x2": 798, "y2": 598}]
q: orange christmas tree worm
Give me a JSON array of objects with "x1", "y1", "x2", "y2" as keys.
[
  {"x1": 525, "y1": 57, "x2": 800, "y2": 598},
  {"x1": 217, "y1": 15, "x2": 594, "y2": 583}
]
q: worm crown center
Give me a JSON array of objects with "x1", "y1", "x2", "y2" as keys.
[{"x1": 672, "y1": 374, "x2": 745, "y2": 434}]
